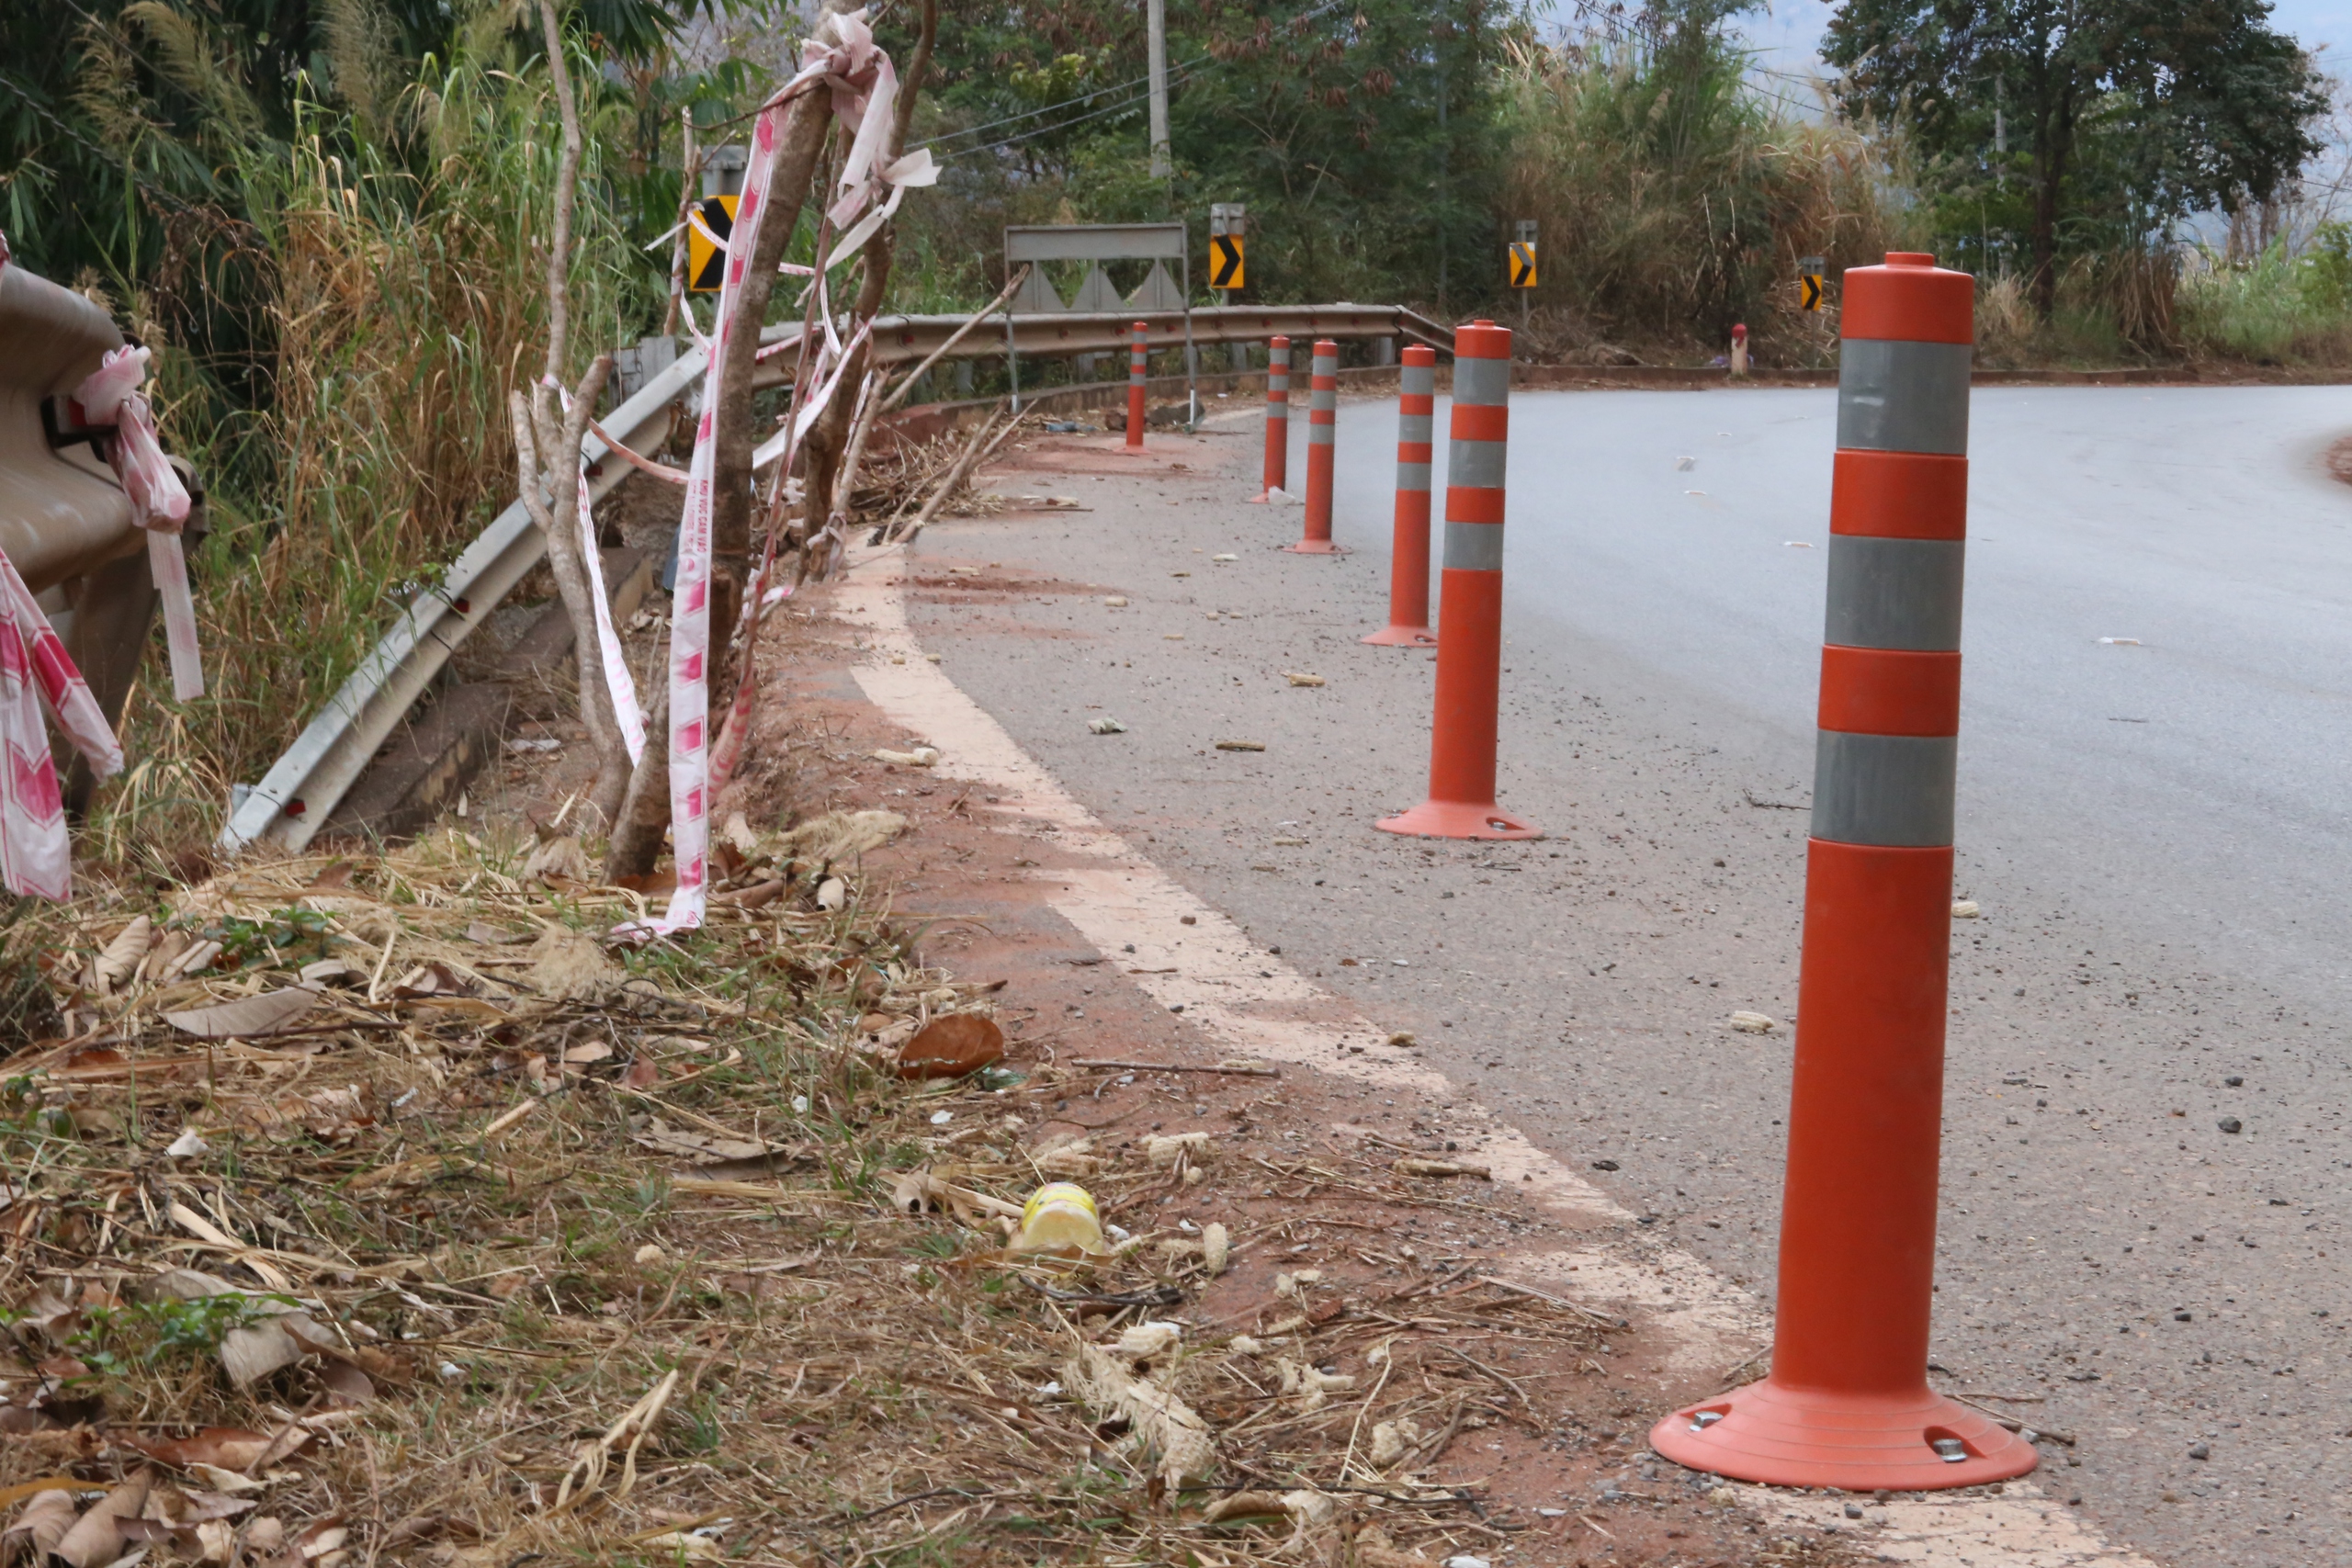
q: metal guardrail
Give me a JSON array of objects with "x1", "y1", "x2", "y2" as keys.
[
  {"x1": 756, "y1": 303, "x2": 1454, "y2": 389},
  {"x1": 224, "y1": 303, "x2": 1453, "y2": 852},
  {"x1": 217, "y1": 342, "x2": 717, "y2": 853}
]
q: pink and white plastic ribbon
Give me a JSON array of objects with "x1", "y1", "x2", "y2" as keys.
[
  {"x1": 0, "y1": 232, "x2": 128, "y2": 900},
  {"x1": 629, "y1": 6, "x2": 911, "y2": 938},
  {"x1": 546, "y1": 378, "x2": 647, "y2": 765},
  {"x1": 0, "y1": 545, "x2": 124, "y2": 902},
  {"x1": 73, "y1": 345, "x2": 203, "y2": 702}
]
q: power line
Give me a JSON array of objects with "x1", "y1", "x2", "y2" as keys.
[{"x1": 916, "y1": 0, "x2": 1354, "y2": 156}]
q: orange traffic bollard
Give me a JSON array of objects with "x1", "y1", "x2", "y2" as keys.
[
  {"x1": 1650, "y1": 254, "x2": 2034, "y2": 1492},
  {"x1": 1124, "y1": 321, "x2": 1148, "y2": 451},
  {"x1": 1283, "y1": 340, "x2": 1345, "y2": 554},
  {"x1": 1250, "y1": 335, "x2": 1289, "y2": 502},
  {"x1": 1376, "y1": 321, "x2": 1536, "y2": 840},
  {"x1": 1363, "y1": 344, "x2": 1438, "y2": 647}
]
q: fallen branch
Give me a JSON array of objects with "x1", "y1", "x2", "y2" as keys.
[
  {"x1": 876, "y1": 265, "x2": 1033, "y2": 415},
  {"x1": 1070, "y1": 1058, "x2": 1280, "y2": 1077}
]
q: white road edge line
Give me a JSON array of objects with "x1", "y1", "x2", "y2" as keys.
[{"x1": 831, "y1": 548, "x2": 2158, "y2": 1568}]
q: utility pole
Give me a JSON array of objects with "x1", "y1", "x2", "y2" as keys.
[{"x1": 1148, "y1": 0, "x2": 1171, "y2": 179}]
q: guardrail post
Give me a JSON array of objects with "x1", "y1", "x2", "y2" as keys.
[
  {"x1": 1649, "y1": 253, "x2": 2034, "y2": 1491},
  {"x1": 1376, "y1": 321, "x2": 1534, "y2": 838},
  {"x1": 1282, "y1": 339, "x2": 1344, "y2": 555},
  {"x1": 1363, "y1": 344, "x2": 1437, "y2": 647},
  {"x1": 1250, "y1": 335, "x2": 1289, "y2": 502}
]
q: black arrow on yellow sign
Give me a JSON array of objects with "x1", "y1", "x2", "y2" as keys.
[
  {"x1": 1509, "y1": 241, "x2": 1538, "y2": 289},
  {"x1": 687, "y1": 194, "x2": 738, "y2": 293},
  {"x1": 1800, "y1": 272, "x2": 1825, "y2": 312},
  {"x1": 1210, "y1": 233, "x2": 1245, "y2": 290}
]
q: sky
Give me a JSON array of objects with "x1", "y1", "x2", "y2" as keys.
[{"x1": 1724, "y1": 0, "x2": 2352, "y2": 85}]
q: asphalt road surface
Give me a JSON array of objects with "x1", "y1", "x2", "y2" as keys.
[{"x1": 908, "y1": 385, "x2": 2352, "y2": 1567}]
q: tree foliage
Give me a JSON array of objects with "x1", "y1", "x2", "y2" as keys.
[
  {"x1": 1823, "y1": 0, "x2": 2326, "y2": 316},
  {"x1": 910, "y1": 0, "x2": 1521, "y2": 311}
]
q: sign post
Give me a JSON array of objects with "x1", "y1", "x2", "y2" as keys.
[
  {"x1": 1509, "y1": 220, "x2": 1538, "y2": 325},
  {"x1": 685, "y1": 145, "x2": 748, "y2": 294},
  {"x1": 1210, "y1": 204, "x2": 1246, "y2": 299},
  {"x1": 1799, "y1": 254, "x2": 1827, "y2": 313}
]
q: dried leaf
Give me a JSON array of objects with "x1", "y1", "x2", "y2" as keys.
[
  {"x1": 1201, "y1": 1492, "x2": 1289, "y2": 1527},
  {"x1": 162, "y1": 990, "x2": 318, "y2": 1041},
  {"x1": 630, "y1": 1123, "x2": 792, "y2": 1166},
  {"x1": 93, "y1": 919, "x2": 153, "y2": 995},
  {"x1": 560, "y1": 1042, "x2": 614, "y2": 1066},
  {"x1": 52, "y1": 1475, "x2": 148, "y2": 1568},
  {"x1": 522, "y1": 836, "x2": 589, "y2": 886},
  {"x1": 390, "y1": 963, "x2": 467, "y2": 999},
  {"x1": 5, "y1": 1489, "x2": 77, "y2": 1560},
  {"x1": 218, "y1": 1319, "x2": 310, "y2": 1389},
  {"x1": 895, "y1": 1014, "x2": 1003, "y2": 1080},
  {"x1": 296, "y1": 959, "x2": 363, "y2": 987},
  {"x1": 294, "y1": 1519, "x2": 347, "y2": 1560}
]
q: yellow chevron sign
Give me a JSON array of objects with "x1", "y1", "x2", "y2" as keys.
[
  {"x1": 1210, "y1": 232, "x2": 1245, "y2": 290},
  {"x1": 1508, "y1": 241, "x2": 1537, "y2": 288},
  {"x1": 687, "y1": 194, "x2": 738, "y2": 293}
]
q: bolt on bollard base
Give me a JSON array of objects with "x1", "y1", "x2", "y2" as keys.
[
  {"x1": 1654, "y1": 1381, "x2": 2031, "y2": 1492},
  {"x1": 1649, "y1": 253, "x2": 2034, "y2": 1493}
]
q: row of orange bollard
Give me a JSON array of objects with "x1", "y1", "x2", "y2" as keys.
[{"x1": 1205, "y1": 262, "x2": 2025, "y2": 1496}]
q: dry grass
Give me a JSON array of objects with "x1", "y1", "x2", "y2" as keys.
[
  {"x1": 0, "y1": 817, "x2": 1655, "y2": 1568},
  {"x1": 110, "y1": 60, "x2": 651, "y2": 865}
]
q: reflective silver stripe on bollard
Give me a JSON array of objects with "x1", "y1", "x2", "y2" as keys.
[
  {"x1": 1308, "y1": 344, "x2": 1337, "y2": 446},
  {"x1": 1396, "y1": 355, "x2": 1434, "y2": 491},
  {"x1": 1812, "y1": 307, "x2": 1972, "y2": 850}
]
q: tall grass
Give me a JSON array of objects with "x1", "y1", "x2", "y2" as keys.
[
  {"x1": 94, "y1": 56, "x2": 654, "y2": 865},
  {"x1": 1494, "y1": 28, "x2": 1920, "y2": 365},
  {"x1": 2175, "y1": 230, "x2": 2352, "y2": 364}
]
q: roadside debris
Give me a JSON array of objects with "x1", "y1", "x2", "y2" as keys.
[
  {"x1": 1216, "y1": 739, "x2": 1267, "y2": 752},
  {"x1": 1088, "y1": 716, "x2": 1129, "y2": 734},
  {"x1": 1729, "y1": 1010, "x2": 1779, "y2": 1033}
]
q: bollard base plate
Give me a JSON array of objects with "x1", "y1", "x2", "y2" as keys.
[
  {"x1": 1649, "y1": 1379, "x2": 2038, "y2": 1492},
  {"x1": 1282, "y1": 539, "x2": 1349, "y2": 555},
  {"x1": 1361, "y1": 625, "x2": 1438, "y2": 648},
  {"x1": 1374, "y1": 800, "x2": 1541, "y2": 840}
]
